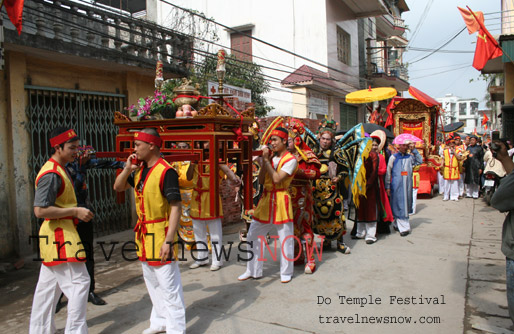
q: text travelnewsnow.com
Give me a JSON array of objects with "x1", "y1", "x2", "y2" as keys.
[{"x1": 317, "y1": 294, "x2": 445, "y2": 325}]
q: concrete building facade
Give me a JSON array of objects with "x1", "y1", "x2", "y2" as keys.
[
  {"x1": 0, "y1": 0, "x2": 191, "y2": 259},
  {"x1": 437, "y1": 94, "x2": 482, "y2": 134}
]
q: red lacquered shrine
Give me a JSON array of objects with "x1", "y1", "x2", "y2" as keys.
[{"x1": 110, "y1": 104, "x2": 255, "y2": 217}]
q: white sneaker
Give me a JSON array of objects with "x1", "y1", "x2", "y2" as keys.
[
  {"x1": 142, "y1": 327, "x2": 165, "y2": 334},
  {"x1": 238, "y1": 271, "x2": 260, "y2": 281},
  {"x1": 189, "y1": 262, "x2": 207, "y2": 269},
  {"x1": 210, "y1": 265, "x2": 221, "y2": 271}
]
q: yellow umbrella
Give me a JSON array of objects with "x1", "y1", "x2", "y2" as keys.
[{"x1": 345, "y1": 87, "x2": 397, "y2": 104}]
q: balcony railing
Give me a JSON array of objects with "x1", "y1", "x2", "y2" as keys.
[
  {"x1": 394, "y1": 17, "x2": 405, "y2": 29},
  {"x1": 370, "y1": 60, "x2": 409, "y2": 82},
  {"x1": 2, "y1": 0, "x2": 192, "y2": 74}
]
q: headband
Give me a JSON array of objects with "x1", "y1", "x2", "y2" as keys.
[
  {"x1": 134, "y1": 132, "x2": 162, "y2": 148},
  {"x1": 50, "y1": 129, "x2": 78, "y2": 147},
  {"x1": 271, "y1": 129, "x2": 288, "y2": 140}
]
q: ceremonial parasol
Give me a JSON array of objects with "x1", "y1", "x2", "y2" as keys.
[
  {"x1": 393, "y1": 133, "x2": 423, "y2": 145},
  {"x1": 346, "y1": 87, "x2": 397, "y2": 104},
  {"x1": 362, "y1": 123, "x2": 394, "y2": 139},
  {"x1": 439, "y1": 122, "x2": 465, "y2": 134}
]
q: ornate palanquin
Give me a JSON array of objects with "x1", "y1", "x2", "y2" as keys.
[
  {"x1": 111, "y1": 103, "x2": 255, "y2": 217},
  {"x1": 392, "y1": 99, "x2": 440, "y2": 196},
  {"x1": 392, "y1": 99, "x2": 439, "y2": 158}
]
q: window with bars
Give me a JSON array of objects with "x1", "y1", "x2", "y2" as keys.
[
  {"x1": 340, "y1": 103, "x2": 358, "y2": 130},
  {"x1": 459, "y1": 103, "x2": 467, "y2": 116},
  {"x1": 337, "y1": 26, "x2": 351, "y2": 65},
  {"x1": 231, "y1": 30, "x2": 252, "y2": 62}
]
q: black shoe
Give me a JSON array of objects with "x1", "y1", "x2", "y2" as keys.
[
  {"x1": 336, "y1": 242, "x2": 351, "y2": 254},
  {"x1": 400, "y1": 232, "x2": 409, "y2": 237},
  {"x1": 88, "y1": 292, "x2": 106, "y2": 305}
]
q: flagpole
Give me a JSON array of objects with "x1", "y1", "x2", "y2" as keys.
[{"x1": 467, "y1": 5, "x2": 514, "y2": 65}]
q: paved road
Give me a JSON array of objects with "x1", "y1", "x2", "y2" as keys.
[{"x1": 1, "y1": 195, "x2": 512, "y2": 334}]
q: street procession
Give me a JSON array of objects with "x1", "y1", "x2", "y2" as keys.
[{"x1": 1, "y1": 0, "x2": 514, "y2": 333}]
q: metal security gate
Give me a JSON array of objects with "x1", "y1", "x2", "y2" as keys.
[{"x1": 26, "y1": 85, "x2": 131, "y2": 237}]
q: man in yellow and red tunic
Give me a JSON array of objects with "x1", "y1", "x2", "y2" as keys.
[
  {"x1": 186, "y1": 141, "x2": 239, "y2": 272},
  {"x1": 238, "y1": 127, "x2": 298, "y2": 283},
  {"x1": 30, "y1": 127, "x2": 94, "y2": 334},
  {"x1": 442, "y1": 138, "x2": 463, "y2": 201},
  {"x1": 114, "y1": 128, "x2": 185, "y2": 334},
  {"x1": 454, "y1": 135, "x2": 467, "y2": 197}
]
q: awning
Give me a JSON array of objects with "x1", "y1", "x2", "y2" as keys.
[{"x1": 408, "y1": 86, "x2": 441, "y2": 108}]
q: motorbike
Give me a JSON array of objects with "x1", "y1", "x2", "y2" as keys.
[{"x1": 483, "y1": 171, "x2": 502, "y2": 206}]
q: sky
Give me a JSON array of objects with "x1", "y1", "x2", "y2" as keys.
[{"x1": 402, "y1": 0, "x2": 501, "y2": 108}]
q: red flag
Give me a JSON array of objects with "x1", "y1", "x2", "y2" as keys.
[
  {"x1": 3, "y1": 0, "x2": 25, "y2": 35},
  {"x1": 458, "y1": 7, "x2": 484, "y2": 34},
  {"x1": 481, "y1": 111, "x2": 489, "y2": 126},
  {"x1": 466, "y1": 6, "x2": 503, "y2": 71},
  {"x1": 473, "y1": 27, "x2": 502, "y2": 70}
]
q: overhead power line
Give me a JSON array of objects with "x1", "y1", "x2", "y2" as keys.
[
  {"x1": 408, "y1": 27, "x2": 466, "y2": 65},
  {"x1": 158, "y1": 0, "x2": 359, "y2": 81}
]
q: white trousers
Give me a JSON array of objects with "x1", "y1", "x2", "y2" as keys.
[
  {"x1": 356, "y1": 222, "x2": 377, "y2": 241},
  {"x1": 438, "y1": 173, "x2": 445, "y2": 194},
  {"x1": 142, "y1": 262, "x2": 186, "y2": 334},
  {"x1": 412, "y1": 188, "x2": 418, "y2": 214},
  {"x1": 244, "y1": 221, "x2": 294, "y2": 281},
  {"x1": 192, "y1": 218, "x2": 223, "y2": 266},
  {"x1": 458, "y1": 173, "x2": 465, "y2": 196},
  {"x1": 466, "y1": 183, "x2": 480, "y2": 198},
  {"x1": 444, "y1": 179, "x2": 460, "y2": 201},
  {"x1": 29, "y1": 262, "x2": 90, "y2": 334},
  {"x1": 394, "y1": 218, "x2": 411, "y2": 233}
]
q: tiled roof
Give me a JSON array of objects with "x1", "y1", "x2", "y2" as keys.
[{"x1": 281, "y1": 65, "x2": 339, "y2": 89}]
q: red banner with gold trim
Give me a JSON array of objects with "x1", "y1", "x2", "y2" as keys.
[{"x1": 402, "y1": 121, "x2": 423, "y2": 140}]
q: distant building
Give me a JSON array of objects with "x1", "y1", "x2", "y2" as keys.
[{"x1": 437, "y1": 94, "x2": 481, "y2": 134}]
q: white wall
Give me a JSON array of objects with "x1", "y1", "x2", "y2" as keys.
[
  {"x1": 154, "y1": 0, "x2": 354, "y2": 116},
  {"x1": 325, "y1": 0, "x2": 360, "y2": 90}
]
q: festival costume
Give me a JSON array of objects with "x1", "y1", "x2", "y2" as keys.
[
  {"x1": 289, "y1": 140, "x2": 321, "y2": 273},
  {"x1": 189, "y1": 163, "x2": 225, "y2": 268},
  {"x1": 455, "y1": 143, "x2": 466, "y2": 196},
  {"x1": 30, "y1": 158, "x2": 90, "y2": 334},
  {"x1": 443, "y1": 148, "x2": 460, "y2": 201},
  {"x1": 369, "y1": 130, "x2": 393, "y2": 234},
  {"x1": 133, "y1": 157, "x2": 186, "y2": 333},
  {"x1": 412, "y1": 166, "x2": 420, "y2": 213},
  {"x1": 355, "y1": 151, "x2": 379, "y2": 242},
  {"x1": 464, "y1": 144, "x2": 484, "y2": 199},
  {"x1": 385, "y1": 150, "x2": 423, "y2": 234},
  {"x1": 242, "y1": 152, "x2": 297, "y2": 282},
  {"x1": 313, "y1": 147, "x2": 348, "y2": 250},
  {"x1": 377, "y1": 152, "x2": 394, "y2": 226},
  {"x1": 172, "y1": 161, "x2": 196, "y2": 250}
]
